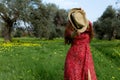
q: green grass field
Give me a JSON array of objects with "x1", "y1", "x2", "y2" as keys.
[{"x1": 0, "y1": 38, "x2": 120, "y2": 80}]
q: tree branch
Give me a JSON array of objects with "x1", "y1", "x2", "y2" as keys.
[
  {"x1": 0, "y1": 12, "x2": 10, "y2": 23},
  {"x1": 12, "y1": 10, "x2": 19, "y2": 22}
]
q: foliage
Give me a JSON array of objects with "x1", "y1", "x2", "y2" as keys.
[
  {"x1": 13, "y1": 27, "x2": 26, "y2": 37},
  {"x1": 29, "y1": 3, "x2": 67, "y2": 39},
  {"x1": 0, "y1": 0, "x2": 33, "y2": 42},
  {"x1": 93, "y1": 5, "x2": 120, "y2": 40},
  {"x1": 0, "y1": 0, "x2": 68, "y2": 41}
]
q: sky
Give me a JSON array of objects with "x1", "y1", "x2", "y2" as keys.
[
  {"x1": 42, "y1": 0, "x2": 119, "y2": 22},
  {"x1": 0, "y1": 0, "x2": 2, "y2": 3}
]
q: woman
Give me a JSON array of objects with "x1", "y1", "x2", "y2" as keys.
[{"x1": 64, "y1": 8, "x2": 97, "y2": 80}]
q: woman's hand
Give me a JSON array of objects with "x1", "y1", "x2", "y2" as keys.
[{"x1": 77, "y1": 29, "x2": 81, "y2": 35}]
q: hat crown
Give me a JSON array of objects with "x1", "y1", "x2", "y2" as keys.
[{"x1": 71, "y1": 11, "x2": 86, "y2": 27}]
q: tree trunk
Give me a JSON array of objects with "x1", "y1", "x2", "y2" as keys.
[
  {"x1": 112, "y1": 29, "x2": 117, "y2": 39},
  {"x1": 3, "y1": 24, "x2": 12, "y2": 42}
]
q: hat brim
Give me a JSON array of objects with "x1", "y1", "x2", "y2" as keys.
[{"x1": 68, "y1": 8, "x2": 89, "y2": 33}]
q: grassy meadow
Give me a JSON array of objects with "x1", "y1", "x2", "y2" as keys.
[{"x1": 0, "y1": 38, "x2": 120, "y2": 80}]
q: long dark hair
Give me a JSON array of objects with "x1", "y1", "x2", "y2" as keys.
[
  {"x1": 64, "y1": 21, "x2": 94, "y2": 45},
  {"x1": 88, "y1": 21, "x2": 94, "y2": 40},
  {"x1": 64, "y1": 21, "x2": 74, "y2": 45}
]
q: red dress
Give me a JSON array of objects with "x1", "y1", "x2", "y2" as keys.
[{"x1": 64, "y1": 25, "x2": 97, "y2": 80}]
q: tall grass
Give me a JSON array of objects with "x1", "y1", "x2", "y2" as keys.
[
  {"x1": 91, "y1": 39, "x2": 120, "y2": 80},
  {"x1": 0, "y1": 38, "x2": 120, "y2": 80}
]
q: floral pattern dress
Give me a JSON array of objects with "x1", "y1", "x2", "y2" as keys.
[{"x1": 64, "y1": 26, "x2": 97, "y2": 80}]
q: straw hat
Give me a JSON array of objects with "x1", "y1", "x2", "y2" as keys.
[{"x1": 68, "y1": 8, "x2": 89, "y2": 33}]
